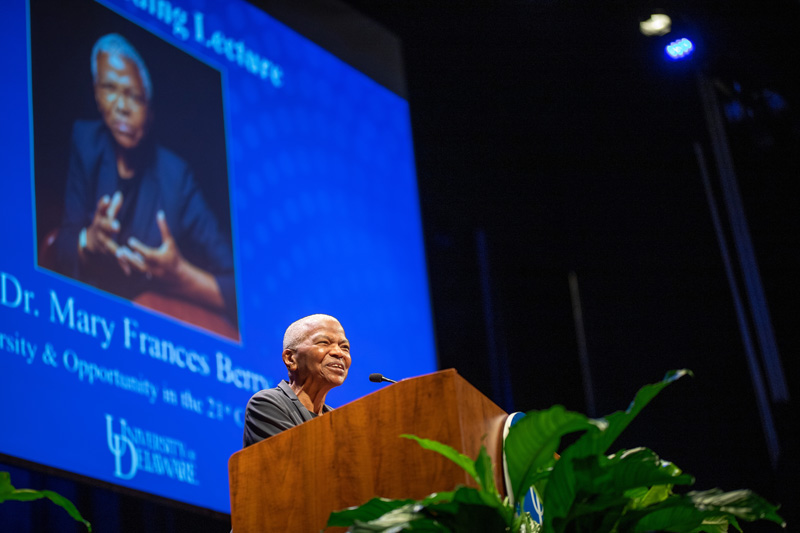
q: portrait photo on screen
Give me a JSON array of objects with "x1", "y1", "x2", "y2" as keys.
[{"x1": 30, "y1": 0, "x2": 240, "y2": 341}]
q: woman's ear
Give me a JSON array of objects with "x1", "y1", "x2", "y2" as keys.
[{"x1": 282, "y1": 348, "x2": 296, "y2": 371}]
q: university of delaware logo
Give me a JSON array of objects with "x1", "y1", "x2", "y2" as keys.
[
  {"x1": 105, "y1": 414, "x2": 200, "y2": 485},
  {"x1": 106, "y1": 414, "x2": 138, "y2": 479}
]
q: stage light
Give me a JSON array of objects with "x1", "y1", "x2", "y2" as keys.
[
  {"x1": 640, "y1": 13, "x2": 672, "y2": 36},
  {"x1": 665, "y1": 37, "x2": 694, "y2": 60}
]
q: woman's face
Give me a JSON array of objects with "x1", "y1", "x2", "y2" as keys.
[{"x1": 285, "y1": 317, "x2": 351, "y2": 388}]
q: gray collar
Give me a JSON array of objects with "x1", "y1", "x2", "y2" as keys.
[{"x1": 277, "y1": 380, "x2": 332, "y2": 421}]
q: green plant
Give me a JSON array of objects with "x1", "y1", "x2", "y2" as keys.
[
  {"x1": 1, "y1": 471, "x2": 92, "y2": 531},
  {"x1": 327, "y1": 370, "x2": 784, "y2": 532}
]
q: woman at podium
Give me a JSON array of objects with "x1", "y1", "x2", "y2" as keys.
[{"x1": 242, "y1": 314, "x2": 351, "y2": 447}]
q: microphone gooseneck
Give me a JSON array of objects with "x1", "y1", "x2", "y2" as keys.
[{"x1": 369, "y1": 373, "x2": 398, "y2": 384}]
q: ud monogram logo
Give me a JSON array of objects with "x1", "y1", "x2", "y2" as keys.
[
  {"x1": 104, "y1": 413, "x2": 200, "y2": 485},
  {"x1": 105, "y1": 414, "x2": 139, "y2": 480}
]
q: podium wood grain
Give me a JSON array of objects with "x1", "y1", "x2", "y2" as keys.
[{"x1": 228, "y1": 369, "x2": 508, "y2": 532}]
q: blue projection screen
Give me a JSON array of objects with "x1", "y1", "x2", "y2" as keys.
[{"x1": 0, "y1": 0, "x2": 436, "y2": 513}]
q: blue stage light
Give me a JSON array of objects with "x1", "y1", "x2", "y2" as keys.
[{"x1": 665, "y1": 37, "x2": 694, "y2": 60}]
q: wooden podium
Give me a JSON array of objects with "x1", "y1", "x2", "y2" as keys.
[{"x1": 228, "y1": 369, "x2": 508, "y2": 532}]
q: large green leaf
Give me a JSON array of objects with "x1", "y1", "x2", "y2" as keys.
[
  {"x1": 541, "y1": 445, "x2": 578, "y2": 533},
  {"x1": 424, "y1": 486, "x2": 493, "y2": 515},
  {"x1": 347, "y1": 502, "x2": 449, "y2": 532},
  {"x1": 473, "y1": 445, "x2": 503, "y2": 502},
  {"x1": 626, "y1": 483, "x2": 676, "y2": 510},
  {"x1": 554, "y1": 498, "x2": 629, "y2": 533},
  {"x1": 342, "y1": 488, "x2": 511, "y2": 533},
  {"x1": 577, "y1": 448, "x2": 694, "y2": 495},
  {"x1": 687, "y1": 516, "x2": 736, "y2": 533},
  {"x1": 567, "y1": 369, "x2": 691, "y2": 461},
  {"x1": 504, "y1": 405, "x2": 601, "y2": 503},
  {"x1": 327, "y1": 497, "x2": 416, "y2": 527},
  {"x1": 626, "y1": 498, "x2": 735, "y2": 532},
  {"x1": 624, "y1": 489, "x2": 785, "y2": 532},
  {"x1": 425, "y1": 487, "x2": 514, "y2": 532},
  {"x1": 685, "y1": 489, "x2": 784, "y2": 526},
  {"x1": 0, "y1": 471, "x2": 91, "y2": 531},
  {"x1": 401, "y1": 435, "x2": 479, "y2": 486},
  {"x1": 400, "y1": 435, "x2": 502, "y2": 504},
  {"x1": 542, "y1": 449, "x2": 693, "y2": 533},
  {"x1": 405, "y1": 437, "x2": 518, "y2": 528},
  {"x1": 541, "y1": 371, "x2": 691, "y2": 531}
]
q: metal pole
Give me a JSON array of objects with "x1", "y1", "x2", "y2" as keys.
[
  {"x1": 693, "y1": 140, "x2": 780, "y2": 468},
  {"x1": 696, "y1": 73, "x2": 789, "y2": 404},
  {"x1": 568, "y1": 271, "x2": 596, "y2": 418}
]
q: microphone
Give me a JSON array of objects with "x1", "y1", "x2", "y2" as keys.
[{"x1": 369, "y1": 373, "x2": 397, "y2": 384}]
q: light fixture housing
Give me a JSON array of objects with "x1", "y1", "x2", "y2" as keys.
[{"x1": 640, "y1": 13, "x2": 672, "y2": 36}]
